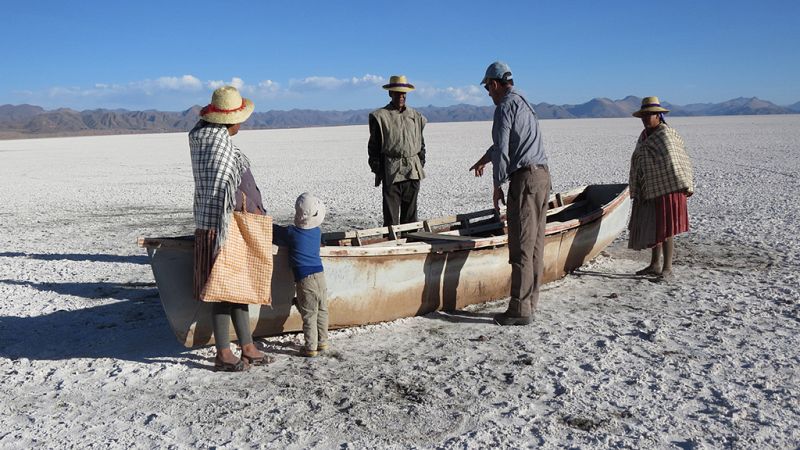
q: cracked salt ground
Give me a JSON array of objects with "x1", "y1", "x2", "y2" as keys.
[{"x1": 0, "y1": 115, "x2": 799, "y2": 448}]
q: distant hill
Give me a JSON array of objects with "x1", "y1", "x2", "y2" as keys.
[
  {"x1": 0, "y1": 104, "x2": 45, "y2": 124},
  {"x1": 785, "y1": 101, "x2": 800, "y2": 113},
  {"x1": 564, "y1": 97, "x2": 632, "y2": 118},
  {"x1": 0, "y1": 96, "x2": 797, "y2": 139},
  {"x1": 699, "y1": 97, "x2": 793, "y2": 116}
]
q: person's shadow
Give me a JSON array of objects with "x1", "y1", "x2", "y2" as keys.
[
  {"x1": 0, "y1": 252, "x2": 197, "y2": 364},
  {"x1": 425, "y1": 309, "x2": 495, "y2": 324}
]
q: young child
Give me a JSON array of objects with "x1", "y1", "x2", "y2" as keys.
[{"x1": 272, "y1": 193, "x2": 328, "y2": 357}]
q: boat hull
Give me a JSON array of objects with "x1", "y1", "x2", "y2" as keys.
[{"x1": 144, "y1": 184, "x2": 630, "y2": 347}]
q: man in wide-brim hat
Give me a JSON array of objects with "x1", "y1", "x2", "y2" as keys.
[{"x1": 368, "y1": 75, "x2": 428, "y2": 226}]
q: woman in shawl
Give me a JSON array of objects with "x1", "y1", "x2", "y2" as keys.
[
  {"x1": 190, "y1": 86, "x2": 272, "y2": 371},
  {"x1": 628, "y1": 96, "x2": 694, "y2": 279}
]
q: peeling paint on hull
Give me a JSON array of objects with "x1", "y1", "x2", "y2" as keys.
[{"x1": 143, "y1": 184, "x2": 630, "y2": 347}]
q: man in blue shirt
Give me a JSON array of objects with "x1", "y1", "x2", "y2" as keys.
[{"x1": 470, "y1": 61, "x2": 552, "y2": 326}]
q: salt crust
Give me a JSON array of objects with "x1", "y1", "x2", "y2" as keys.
[{"x1": 0, "y1": 115, "x2": 798, "y2": 448}]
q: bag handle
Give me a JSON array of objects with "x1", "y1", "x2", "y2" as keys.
[{"x1": 240, "y1": 192, "x2": 249, "y2": 214}]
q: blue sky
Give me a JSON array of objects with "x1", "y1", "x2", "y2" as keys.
[{"x1": 2, "y1": 1, "x2": 798, "y2": 112}]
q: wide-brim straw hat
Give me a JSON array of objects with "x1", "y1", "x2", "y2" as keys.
[
  {"x1": 382, "y1": 75, "x2": 415, "y2": 93},
  {"x1": 632, "y1": 96, "x2": 670, "y2": 118},
  {"x1": 200, "y1": 86, "x2": 255, "y2": 124},
  {"x1": 294, "y1": 192, "x2": 326, "y2": 229}
]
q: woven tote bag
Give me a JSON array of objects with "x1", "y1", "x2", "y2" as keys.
[{"x1": 201, "y1": 206, "x2": 273, "y2": 305}]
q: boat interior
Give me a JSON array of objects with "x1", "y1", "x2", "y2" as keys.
[{"x1": 321, "y1": 183, "x2": 627, "y2": 248}]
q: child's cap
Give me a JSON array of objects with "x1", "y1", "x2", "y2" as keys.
[{"x1": 294, "y1": 193, "x2": 326, "y2": 229}]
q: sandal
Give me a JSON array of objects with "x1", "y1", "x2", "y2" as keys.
[
  {"x1": 242, "y1": 354, "x2": 275, "y2": 366},
  {"x1": 214, "y1": 357, "x2": 248, "y2": 372}
]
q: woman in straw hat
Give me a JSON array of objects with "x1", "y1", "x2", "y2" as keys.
[
  {"x1": 189, "y1": 85, "x2": 272, "y2": 371},
  {"x1": 628, "y1": 96, "x2": 694, "y2": 279}
]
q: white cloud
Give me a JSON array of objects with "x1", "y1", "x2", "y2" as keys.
[
  {"x1": 249, "y1": 79, "x2": 281, "y2": 96},
  {"x1": 18, "y1": 74, "x2": 490, "y2": 110},
  {"x1": 288, "y1": 74, "x2": 385, "y2": 91},
  {"x1": 152, "y1": 75, "x2": 203, "y2": 90},
  {"x1": 417, "y1": 85, "x2": 488, "y2": 105},
  {"x1": 42, "y1": 75, "x2": 205, "y2": 101},
  {"x1": 207, "y1": 77, "x2": 245, "y2": 90}
]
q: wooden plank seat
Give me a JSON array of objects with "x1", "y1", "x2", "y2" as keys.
[
  {"x1": 406, "y1": 231, "x2": 480, "y2": 243},
  {"x1": 388, "y1": 221, "x2": 425, "y2": 240},
  {"x1": 424, "y1": 208, "x2": 501, "y2": 233},
  {"x1": 322, "y1": 208, "x2": 506, "y2": 246}
]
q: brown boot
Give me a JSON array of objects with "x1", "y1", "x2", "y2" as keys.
[{"x1": 493, "y1": 312, "x2": 532, "y2": 326}]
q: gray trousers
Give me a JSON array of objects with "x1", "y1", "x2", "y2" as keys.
[
  {"x1": 506, "y1": 166, "x2": 551, "y2": 318},
  {"x1": 296, "y1": 272, "x2": 329, "y2": 351},
  {"x1": 212, "y1": 302, "x2": 253, "y2": 350}
]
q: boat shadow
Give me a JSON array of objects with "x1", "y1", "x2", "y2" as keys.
[
  {"x1": 0, "y1": 251, "x2": 149, "y2": 265},
  {"x1": 0, "y1": 278, "x2": 196, "y2": 364}
]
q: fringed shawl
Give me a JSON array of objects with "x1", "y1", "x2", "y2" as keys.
[
  {"x1": 629, "y1": 124, "x2": 694, "y2": 200},
  {"x1": 189, "y1": 121, "x2": 251, "y2": 251},
  {"x1": 189, "y1": 121, "x2": 251, "y2": 299}
]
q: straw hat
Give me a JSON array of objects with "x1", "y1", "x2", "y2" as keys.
[
  {"x1": 632, "y1": 96, "x2": 670, "y2": 118},
  {"x1": 382, "y1": 75, "x2": 415, "y2": 93},
  {"x1": 294, "y1": 193, "x2": 326, "y2": 230},
  {"x1": 199, "y1": 86, "x2": 255, "y2": 124}
]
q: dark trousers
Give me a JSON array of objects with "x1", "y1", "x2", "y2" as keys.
[
  {"x1": 382, "y1": 179, "x2": 420, "y2": 226},
  {"x1": 506, "y1": 166, "x2": 551, "y2": 318}
]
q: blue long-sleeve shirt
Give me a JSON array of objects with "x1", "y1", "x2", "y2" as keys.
[
  {"x1": 484, "y1": 87, "x2": 548, "y2": 188},
  {"x1": 272, "y1": 224, "x2": 323, "y2": 281}
]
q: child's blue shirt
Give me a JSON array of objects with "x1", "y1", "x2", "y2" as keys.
[{"x1": 272, "y1": 224, "x2": 323, "y2": 281}]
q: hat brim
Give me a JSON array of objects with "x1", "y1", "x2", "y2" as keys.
[
  {"x1": 294, "y1": 209, "x2": 326, "y2": 230},
  {"x1": 200, "y1": 98, "x2": 255, "y2": 124},
  {"x1": 632, "y1": 106, "x2": 670, "y2": 118},
  {"x1": 382, "y1": 84, "x2": 415, "y2": 93}
]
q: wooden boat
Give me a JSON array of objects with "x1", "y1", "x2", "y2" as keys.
[{"x1": 139, "y1": 183, "x2": 630, "y2": 347}]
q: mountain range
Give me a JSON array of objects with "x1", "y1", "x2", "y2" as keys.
[{"x1": 1, "y1": 96, "x2": 798, "y2": 139}]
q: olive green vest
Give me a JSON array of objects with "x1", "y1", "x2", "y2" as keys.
[{"x1": 371, "y1": 106, "x2": 426, "y2": 185}]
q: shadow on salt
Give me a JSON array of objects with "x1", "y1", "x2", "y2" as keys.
[{"x1": 0, "y1": 275, "x2": 194, "y2": 364}]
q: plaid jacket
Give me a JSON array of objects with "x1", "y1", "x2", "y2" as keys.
[
  {"x1": 629, "y1": 124, "x2": 694, "y2": 200},
  {"x1": 189, "y1": 121, "x2": 250, "y2": 251}
]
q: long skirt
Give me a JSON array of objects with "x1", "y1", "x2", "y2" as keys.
[{"x1": 629, "y1": 192, "x2": 689, "y2": 250}]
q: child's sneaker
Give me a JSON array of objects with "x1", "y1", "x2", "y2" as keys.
[
  {"x1": 299, "y1": 347, "x2": 318, "y2": 357},
  {"x1": 317, "y1": 342, "x2": 329, "y2": 352}
]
